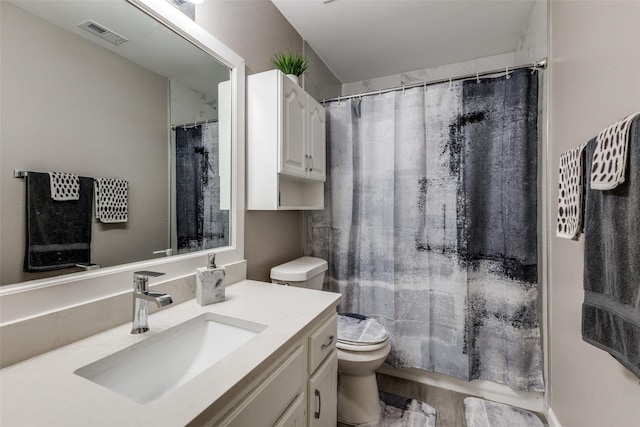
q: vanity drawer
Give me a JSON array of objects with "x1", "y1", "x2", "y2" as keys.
[{"x1": 308, "y1": 314, "x2": 337, "y2": 374}]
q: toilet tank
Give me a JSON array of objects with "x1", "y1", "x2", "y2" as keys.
[{"x1": 270, "y1": 257, "x2": 328, "y2": 290}]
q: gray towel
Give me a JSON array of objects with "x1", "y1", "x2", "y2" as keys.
[
  {"x1": 24, "y1": 172, "x2": 93, "y2": 272},
  {"x1": 582, "y1": 115, "x2": 640, "y2": 379}
]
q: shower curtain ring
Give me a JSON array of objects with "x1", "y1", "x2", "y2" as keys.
[{"x1": 476, "y1": 72, "x2": 480, "y2": 83}]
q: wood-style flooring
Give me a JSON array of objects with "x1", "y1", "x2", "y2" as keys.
[{"x1": 336, "y1": 373, "x2": 548, "y2": 427}]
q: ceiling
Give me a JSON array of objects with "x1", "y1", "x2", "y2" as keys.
[
  {"x1": 271, "y1": 0, "x2": 539, "y2": 83},
  {"x1": 9, "y1": 0, "x2": 230, "y2": 100}
]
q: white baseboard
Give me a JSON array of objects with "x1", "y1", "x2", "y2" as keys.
[
  {"x1": 377, "y1": 365, "x2": 545, "y2": 413},
  {"x1": 546, "y1": 407, "x2": 562, "y2": 427}
]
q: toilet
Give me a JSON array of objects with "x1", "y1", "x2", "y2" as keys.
[{"x1": 270, "y1": 257, "x2": 391, "y2": 425}]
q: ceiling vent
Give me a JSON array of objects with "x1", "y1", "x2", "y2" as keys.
[{"x1": 78, "y1": 20, "x2": 128, "y2": 46}]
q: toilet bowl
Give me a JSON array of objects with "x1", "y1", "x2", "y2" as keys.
[
  {"x1": 335, "y1": 313, "x2": 390, "y2": 425},
  {"x1": 270, "y1": 257, "x2": 391, "y2": 426}
]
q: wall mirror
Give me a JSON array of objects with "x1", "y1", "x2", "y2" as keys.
[
  {"x1": 1, "y1": 0, "x2": 242, "y2": 287},
  {"x1": 0, "y1": 0, "x2": 245, "y2": 322}
]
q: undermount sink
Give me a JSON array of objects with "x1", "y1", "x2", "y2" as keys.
[{"x1": 74, "y1": 313, "x2": 267, "y2": 404}]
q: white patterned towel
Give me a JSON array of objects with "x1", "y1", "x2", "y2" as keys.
[
  {"x1": 590, "y1": 112, "x2": 640, "y2": 190},
  {"x1": 557, "y1": 144, "x2": 586, "y2": 240},
  {"x1": 95, "y1": 178, "x2": 128, "y2": 223},
  {"x1": 48, "y1": 172, "x2": 79, "y2": 201}
]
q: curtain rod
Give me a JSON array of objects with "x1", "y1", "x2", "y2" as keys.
[
  {"x1": 321, "y1": 58, "x2": 547, "y2": 104},
  {"x1": 171, "y1": 119, "x2": 218, "y2": 130}
]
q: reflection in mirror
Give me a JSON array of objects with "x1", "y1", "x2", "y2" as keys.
[{"x1": 0, "y1": 0, "x2": 232, "y2": 285}]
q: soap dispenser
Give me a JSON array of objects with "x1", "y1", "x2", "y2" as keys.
[{"x1": 196, "y1": 253, "x2": 226, "y2": 306}]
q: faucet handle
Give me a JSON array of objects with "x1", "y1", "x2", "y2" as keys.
[
  {"x1": 133, "y1": 271, "x2": 165, "y2": 291},
  {"x1": 134, "y1": 270, "x2": 165, "y2": 278}
]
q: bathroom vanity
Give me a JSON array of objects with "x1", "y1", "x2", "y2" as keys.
[{"x1": 0, "y1": 281, "x2": 341, "y2": 426}]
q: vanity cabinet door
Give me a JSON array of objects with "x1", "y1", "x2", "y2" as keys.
[
  {"x1": 307, "y1": 97, "x2": 326, "y2": 182},
  {"x1": 280, "y1": 76, "x2": 308, "y2": 179},
  {"x1": 273, "y1": 392, "x2": 307, "y2": 427},
  {"x1": 219, "y1": 345, "x2": 305, "y2": 427},
  {"x1": 308, "y1": 350, "x2": 337, "y2": 427}
]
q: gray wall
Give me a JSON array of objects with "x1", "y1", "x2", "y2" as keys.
[
  {"x1": 196, "y1": 0, "x2": 341, "y2": 281},
  {"x1": 548, "y1": 1, "x2": 640, "y2": 426},
  {"x1": 0, "y1": 3, "x2": 169, "y2": 285}
]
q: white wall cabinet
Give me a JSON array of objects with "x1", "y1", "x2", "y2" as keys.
[
  {"x1": 202, "y1": 311, "x2": 338, "y2": 427},
  {"x1": 248, "y1": 69, "x2": 326, "y2": 210},
  {"x1": 306, "y1": 98, "x2": 326, "y2": 181}
]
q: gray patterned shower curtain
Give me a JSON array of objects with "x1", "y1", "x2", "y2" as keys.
[
  {"x1": 305, "y1": 69, "x2": 543, "y2": 392},
  {"x1": 174, "y1": 122, "x2": 229, "y2": 253}
]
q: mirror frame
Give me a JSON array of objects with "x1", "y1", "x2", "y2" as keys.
[{"x1": 0, "y1": 0, "x2": 245, "y2": 323}]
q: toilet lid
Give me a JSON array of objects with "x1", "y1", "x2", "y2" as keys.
[{"x1": 337, "y1": 313, "x2": 389, "y2": 346}]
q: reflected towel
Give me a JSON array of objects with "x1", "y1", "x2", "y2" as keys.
[
  {"x1": 590, "y1": 112, "x2": 640, "y2": 190},
  {"x1": 48, "y1": 171, "x2": 79, "y2": 201},
  {"x1": 95, "y1": 178, "x2": 128, "y2": 223},
  {"x1": 557, "y1": 143, "x2": 586, "y2": 240},
  {"x1": 24, "y1": 172, "x2": 93, "y2": 272}
]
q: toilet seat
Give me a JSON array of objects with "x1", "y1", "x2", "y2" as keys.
[
  {"x1": 337, "y1": 313, "x2": 389, "y2": 352},
  {"x1": 336, "y1": 339, "x2": 388, "y2": 352}
]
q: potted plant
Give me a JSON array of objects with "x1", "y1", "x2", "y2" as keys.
[{"x1": 271, "y1": 51, "x2": 309, "y2": 85}]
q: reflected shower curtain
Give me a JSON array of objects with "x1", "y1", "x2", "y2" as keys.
[
  {"x1": 306, "y1": 69, "x2": 543, "y2": 391},
  {"x1": 175, "y1": 122, "x2": 229, "y2": 253}
]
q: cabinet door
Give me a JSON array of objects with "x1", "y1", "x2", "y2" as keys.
[
  {"x1": 307, "y1": 97, "x2": 326, "y2": 182},
  {"x1": 308, "y1": 351, "x2": 337, "y2": 427},
  {"x1": 281, "y1": 76, "x2": 308, "y2": 179},
  {"x1": 274, "y1": 392, "x2": 306, "y2": 427},
  {"x1": 219, "y1": 346, "x2": 306, "y2": 427}
]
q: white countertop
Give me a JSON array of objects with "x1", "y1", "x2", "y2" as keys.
[{"x1": 0, "y1": 280, "x2": 341, "y2": 426}]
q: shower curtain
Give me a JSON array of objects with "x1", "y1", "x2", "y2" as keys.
[
  {"x1": 306, "y1": 69, "x2": 543, "y2": 392},
  {"x1": 174, "y1": 122, "x2": 229, "y2": 253}
]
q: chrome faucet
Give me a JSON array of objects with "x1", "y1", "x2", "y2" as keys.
[{"x1": 131, "y1": 271, "x2": 173, "y2": 334}]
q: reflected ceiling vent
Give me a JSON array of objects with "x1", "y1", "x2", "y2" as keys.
[{"x1": 78, "y1": 20, "x2": 128, "y2": 46}]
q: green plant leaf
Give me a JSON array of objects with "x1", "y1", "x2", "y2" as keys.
[{"x1": 271, "y1": 51, "x2": 309, "y2": 76}]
